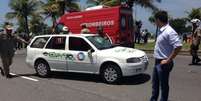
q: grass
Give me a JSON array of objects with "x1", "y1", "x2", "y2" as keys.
[{"x1": 135, "y1": 41, "x2": 200, "y2": 51}]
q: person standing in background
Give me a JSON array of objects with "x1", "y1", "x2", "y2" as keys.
[
  {"x1": 189, "y1": 19, "x2": 201, "y2": 65},
  {"x1": 135, "y1": 21, "x2": 142, "y2": 44},
  {"x1": 81, "y1": 24, "x2": 90, "y2": 34}
]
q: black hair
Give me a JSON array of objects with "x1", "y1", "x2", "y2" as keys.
[
  {"x1": 81, "y1": 24, "x2": 87, "y2": 28},
  {"x1": 154, "y1": 11, "x2": 168, "y2": 23}
]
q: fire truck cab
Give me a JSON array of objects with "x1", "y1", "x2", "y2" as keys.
[{"x1": 58, "y1": 6, "x2": 134, "y2": 47}]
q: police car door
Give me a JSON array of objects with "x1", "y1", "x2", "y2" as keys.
[
  {"x1": 44, "y1": 36, "x2": 67, "y2": 71},
  {"x1": 67, "y1": 36, "x2": 97, "y2": 73}
]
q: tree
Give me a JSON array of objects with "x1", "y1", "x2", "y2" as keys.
[
  {"x1": 87, "y1": 0, "x2": 120, "y2": 7},
  {"x1": 87, "y1": 0, "x2": 158, "y2": 11},
  {"x1": 169, "y1": 18, "x2": 191, "y2": 36},
  {"x1": 6, "y1": 0, "x2": 43, "y2": 36},
  {"x1": 42, "y1": 0, "x2": 80, "y2": 29},
  {"x1": 29, "y1": 14, "x2": 48, "y2": 35},
  {"x1": 128, "y1": 0, "x2": 158, "y2": 11},
  {"x1": 148, "y1": 15, "x2": 159, "y2": 41},
  {"x1": 186, "y1": 8, "x2": 201, "y2": 20}
]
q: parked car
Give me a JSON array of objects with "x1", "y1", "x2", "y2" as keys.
[{"x1": 26, "y1": 34, "x2": 148, "y2": 84}]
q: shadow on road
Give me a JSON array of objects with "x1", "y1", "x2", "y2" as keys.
[
  {"x1": 49, "y1": 72, "x2": 103, "y2": 83},
  {"x1": 188, "y1": 63, "x2": 201, "y2": 66},
  {"x1": 47, "y1": 72, "x2": 150, "y2": 85},
  {"x1": 121, "y1": 73, "x2": 151, "y2": 85}
]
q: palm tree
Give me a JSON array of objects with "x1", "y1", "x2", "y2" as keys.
[
  {"x1": 87, "y1": 0, "x2": 120, "y2": 7},
  {"x1": 87, "y1": 0, "x2": 158, "y2": 11},
  {"x1": 29, "y1": 14, "x2": 48, "y2": 35},
  {"x1": 186, "y1": 8, "x2": 201, "y2": 21},
  {"x1": 6, "y1": 0, "x2": 42, "y2": 36},
  {"x1": 42, "y1": 0, "x2": 80, "y2": 29},
  {"x1": 128, "y1": 0, "x2": 159, "y2": 11},
  {"x1": 148, "y1": 15, "x2": 159, "y2": 41}
]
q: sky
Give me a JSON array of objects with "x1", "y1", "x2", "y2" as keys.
[
  {"x1": 0, "y1": 0, "x2": 10, "y2": 26},
  {"x1": 135, "y1": 0, "x2": 201, "y2": 33},
  {"x1": 0, "y1": 0, "x2": 201, "y2": 33}
]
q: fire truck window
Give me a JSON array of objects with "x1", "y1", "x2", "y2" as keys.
[
  {"x1": 121, "y1": 16, "x2": 126, "y2": 31},
  {"x1": 46, "y1": 36, "x2": 66, "y2": 50},
  {"x1": 69, "y1": 37, "x2": 91, "y2": 51},
  {"x1": 30, "y1": 37, "x2": 49, "y2": 48}
]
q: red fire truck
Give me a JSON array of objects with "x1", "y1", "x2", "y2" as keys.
[{"x1": 58, "y1": 6, "x2": 134, "y2": 47}]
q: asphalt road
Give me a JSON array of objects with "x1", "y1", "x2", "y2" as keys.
[{"x1": 0, "y1": 53, "x2": 201, "y2": 101}]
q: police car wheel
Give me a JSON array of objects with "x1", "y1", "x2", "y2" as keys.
[
  {"x1": 101, "y1": 64, "x2": 122, "y2": 84},
  {"x1": 35, "y1": 60, "x2": 50, "y2": 77}
]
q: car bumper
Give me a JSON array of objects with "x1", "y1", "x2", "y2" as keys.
[{"x1": 121, "y1": 62, "x2": 148, "y2": 76}]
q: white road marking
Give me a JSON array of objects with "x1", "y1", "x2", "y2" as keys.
[{"x1": 10, "y1": 73, "x2": 39, "y2": 82}]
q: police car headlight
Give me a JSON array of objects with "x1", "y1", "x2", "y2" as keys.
[{"x1": 126, "y1": 58, "x2": 141, "y2": 63}]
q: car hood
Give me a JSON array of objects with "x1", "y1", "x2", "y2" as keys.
[{"x1": 98, "y1": 46, "x2": 146, "y2": 59}]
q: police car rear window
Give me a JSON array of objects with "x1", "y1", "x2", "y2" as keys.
[{"x1": 30, "y1": 37, "x2": 50, "y2": 48}]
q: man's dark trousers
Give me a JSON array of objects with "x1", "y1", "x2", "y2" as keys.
[{"x1": 150, "y1": 59, "x2": 173, "y2": 101}]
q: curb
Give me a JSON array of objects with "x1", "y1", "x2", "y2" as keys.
[{"x1": 142, "y1": 49, "x2": 201, "y2": 56}]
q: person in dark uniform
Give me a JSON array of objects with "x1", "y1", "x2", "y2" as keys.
[
  {"x1": 190, "y1": 19, "x2": 201, "y2": 65},
  {"x1": 0, "y1": 23, "x2": 28, "y2": 78},
  {"x1": 135, "y1": 21, "x2": 142, "y2": 44}
]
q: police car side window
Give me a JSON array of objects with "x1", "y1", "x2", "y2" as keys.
[
  {"x1": 69, "y1": 37, "x2": 91, "y2": 51},
  {"x1": 30, "y1": 37, "x2": 49, "y2": 48},
  {"x1": 46, "y1": 36, "x2": 66, "y2": 50}
]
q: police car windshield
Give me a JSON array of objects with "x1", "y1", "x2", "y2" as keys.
[{"x1": 86, "y1": 35, "x2": 113, "y2": 50}]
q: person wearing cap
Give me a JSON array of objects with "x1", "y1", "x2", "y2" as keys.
[
  {"x1": 0, "y1": 24, "x2": 28, "y2": 78},
  {"x1": 60, "y1": 26, "x2": 70, "y2": 34},
  {"x1": 56, "y1": 23, "x2": 70, "y2": 34},
  {"x1": 81, "y1": 24, "x2": 90, "y2": 34},
  {"x1": 190, "y1": 18, "x2": 201, "y2": 65}
]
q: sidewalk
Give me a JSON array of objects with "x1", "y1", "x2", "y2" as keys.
[{"x1": 142, "y1": 49, "x2": 201, "y2": 56}]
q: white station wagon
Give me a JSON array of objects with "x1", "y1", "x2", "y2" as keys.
[{"x1": 26, "y1": 34, "x2": 148, "y2": 83}]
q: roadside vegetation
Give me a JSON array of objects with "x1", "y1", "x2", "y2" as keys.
[{"x1": 135, "y1": 41, "x2": 201, "y2": 51}]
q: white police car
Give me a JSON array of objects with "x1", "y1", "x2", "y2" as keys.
[{"x1": 26, "y1": 34, "x2": 148, "y2": 84}]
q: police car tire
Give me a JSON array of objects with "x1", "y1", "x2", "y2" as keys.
[
  {"x1": 101, "y1": 64, "x2": 122, "y2": 84},
  {"x1": 35, "y1": 60, "x2": 50, "y2": 77}
]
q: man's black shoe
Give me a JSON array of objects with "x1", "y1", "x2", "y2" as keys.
[
  {"x1": 189, "y1": 62, "x2": 201, "y2": 65},
  {"x1": 189, "y1": 62, "x2": 198, "y2": 65},
  {"x1": 0, "y1": 67, "x2": 4, "y2": 76},
  {"x1": 196, "y1": 59, "x2": 201, "y2": 63}
]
